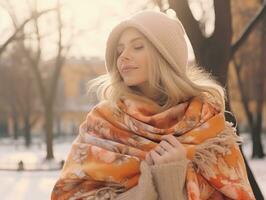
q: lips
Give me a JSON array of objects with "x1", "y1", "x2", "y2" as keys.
[{"x1": 121, "y1": 65, "x2": 138, "y2": 73}]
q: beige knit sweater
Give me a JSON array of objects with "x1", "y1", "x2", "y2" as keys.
[{"x1": 115, "y1": 159, "x2": 189, "y2": 200}]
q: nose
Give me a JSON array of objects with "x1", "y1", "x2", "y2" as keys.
[{"x1": 119, "y1": 47, "x2": 131, "y2": 61}]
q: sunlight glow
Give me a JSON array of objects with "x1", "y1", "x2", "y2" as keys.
[{"x1": 0, "y1": 0, "x2": 196, "y2": 60}]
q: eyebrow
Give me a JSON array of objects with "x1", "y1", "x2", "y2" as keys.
[{"x1": 117, "y1": 36, "x2": 144, "y2": 47}]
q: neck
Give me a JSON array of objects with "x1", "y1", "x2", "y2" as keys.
[{"x1": 133, "y1": 82, "x2": 165, "y2": 105}]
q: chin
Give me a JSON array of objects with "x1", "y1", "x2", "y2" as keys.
[
  {"x1": 125, "y1": 82, "x2": 138, "y2": 87},
  {"x1": 123, "y1": 79, "x2": 139, "y2": 86},
  {"x1": 123, "y1": 78, "x2": 147, "y2": 87}
]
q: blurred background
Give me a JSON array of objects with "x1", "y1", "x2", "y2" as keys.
[{"x1": 0, "y1": 0, "x2": 265, "y2": 199}]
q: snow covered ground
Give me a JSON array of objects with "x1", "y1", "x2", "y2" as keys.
[{"x1": 0, "y1": 134, "x2": 265, "y2": 200}]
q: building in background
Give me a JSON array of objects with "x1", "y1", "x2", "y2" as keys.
[{"x1": 5, "y1": 57, "x2": 106, "y2": 137}]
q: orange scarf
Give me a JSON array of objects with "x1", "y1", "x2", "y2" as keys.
[{"x1": 51, "y1": 95, "x2": 255, "y2": 200}]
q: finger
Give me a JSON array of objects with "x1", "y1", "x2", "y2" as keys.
[
  {"x1": 161, "y1": 135, "x2": 181, "y2": 148},
  {"x1": 145, "y1": 153, "x2": 154, "y2": 165},
  {"x1": 159, "y1": 140, "x2": 173, "y2": 151},
  {"x1": 162, "y1": 137, "x2": 186, "y2": 157},
  {"x1": 150, "y1": 150, "x2": 162, "y2": 163},
  {"x1": 154, "y1": 145, "x2": 166, "y2": 155},
  {"x1": 146, "y1": 153, "x2": 154, "y2": 165}
]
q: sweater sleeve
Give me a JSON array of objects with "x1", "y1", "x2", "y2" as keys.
[
  {"x1": 65, "y1": 159, "x2": 186, "y2": 200},
  {"x1": 116, "y1": 159, "x2": 189, "y2": 200},
  {"x1": 115, "y1": 161, "x2": 158, "y2": 200},
  {"x1": 150, "y1": 159, "x2": 189, "y2": 200}
]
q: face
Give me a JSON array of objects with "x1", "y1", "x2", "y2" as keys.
[{"x1": 116, "y1": 28, "x2": 149, "y2": 88}]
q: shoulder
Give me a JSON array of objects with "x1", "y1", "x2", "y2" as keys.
[
  {"x1": 196, "y1": 95, "x2": 223, "y2": 112},
  {"x1": 87, "y1": 100, "x2": 118, "y2": 114}
]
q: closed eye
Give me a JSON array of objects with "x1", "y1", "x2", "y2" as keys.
[
  {"x1": 117, "y1": 45, "x2": 144, "y2": 57},
  {"x1": 134, "y1": 46, "x2": 143, "y2": 50}
]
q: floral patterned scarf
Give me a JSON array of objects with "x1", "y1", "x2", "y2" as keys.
[{"x1": 51, "y1": 94, "x2": 255, "y2": 200}]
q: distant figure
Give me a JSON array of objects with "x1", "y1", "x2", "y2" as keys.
[
  {"x1": 51, "y1": 11, "x2": 255, "y2": 200},
  {"x1": 17, "y1": 160, "x2": 24, "y2": 171}
]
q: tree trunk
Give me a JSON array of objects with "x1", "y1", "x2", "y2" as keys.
[
  {"x1": 169, "y1": 0, "x2": 232, "y2": 86},
  {"x1": 45, "y1": 105, "x2": 54, "y2": 159},
  {"x1": 24, "y1": 115, "x2": 31, "y2": 147},
  {"x1": 56, "y1": 114, "x2": 62, "y2": 136},
  {"x1": 12, "y1": 111, "x2": 19, "y2": 140},
  {"x1": 197, "y1": 0, "x2": 232, "y2": 87},
  {"x1": 252, "y1": 13, "x2": 266, "y2": 158},
  {"x1": 251, "y1": 125, "x2": 264, "y2": 158}
]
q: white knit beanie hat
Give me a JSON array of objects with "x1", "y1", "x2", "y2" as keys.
[{"x1": 105, "y1": 10, "x2": 188, "y2": 74}]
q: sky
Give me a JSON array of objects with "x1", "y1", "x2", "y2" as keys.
[
  {"x1": 62, "y1": 0, "x2": 153, "y2": 59},
  {"x1": 0, "y1": 0, "x2": 212, "y2": 61},
  {"x1": 0, "y1": 0, "x2": 151, "y2": 59}
]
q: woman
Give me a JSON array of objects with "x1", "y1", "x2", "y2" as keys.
[{"x1": 51, "y1": 11, "x2": 255, "y2": 200}]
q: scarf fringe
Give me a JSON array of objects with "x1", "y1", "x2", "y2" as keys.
[
  {"x1": 192, "y1": 122, "x2": 242, "y2": 177},
  {"x1": 70, "y1": 185, "x2": 125, "y2": 200}
]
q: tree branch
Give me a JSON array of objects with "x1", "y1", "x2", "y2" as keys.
[
  {"x1": 0, "y1": 8, "x2": 56, "y2": 56},
  {"x1": 232, "y1": 58, "x2": 254, "y2": 129},
  {"x1": 231, "y1": 1, "x2": 266, "y2": 57}
]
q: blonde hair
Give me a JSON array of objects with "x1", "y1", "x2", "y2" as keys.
[{"x1": 88, "y1": 36, "x2": 226, "y2": 112}]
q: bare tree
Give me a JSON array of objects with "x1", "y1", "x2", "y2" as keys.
[
  {"x1": 3, "y1": 0, "x2": 73, "y2": 159},
  {"x1": 0, "y1": 64, "x2": 20, "y2": 139},
  {"x1": 152, "y1": 0, "x2": 266, "y2": 198},
  {"x1": 166, "y1": 0, "x2": 266, "y2": 86},
  {"x1": 0, "y1": 45, "x2": 40, "y2": 146},
  {"x1": 23, "y1": 0, "x2": 71, "y2": 159},
  {"x1": 0, "y1": 4, "x2": 55, "y2": 56},
  {"x1": 232, "y1": 12, "x2": 266, "y2": 159}
]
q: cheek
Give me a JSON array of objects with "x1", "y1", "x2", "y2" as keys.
[
  {"x1": 133, "y1": 51, "x2": 149, "y2": 75},
  {"x1": 138, "y1": 52, "x2": 149, "y2": 66}
]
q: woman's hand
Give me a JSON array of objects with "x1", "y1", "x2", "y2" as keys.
[{"x1": 145, "y1": 135, "x2": 186, "y2": 165}]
